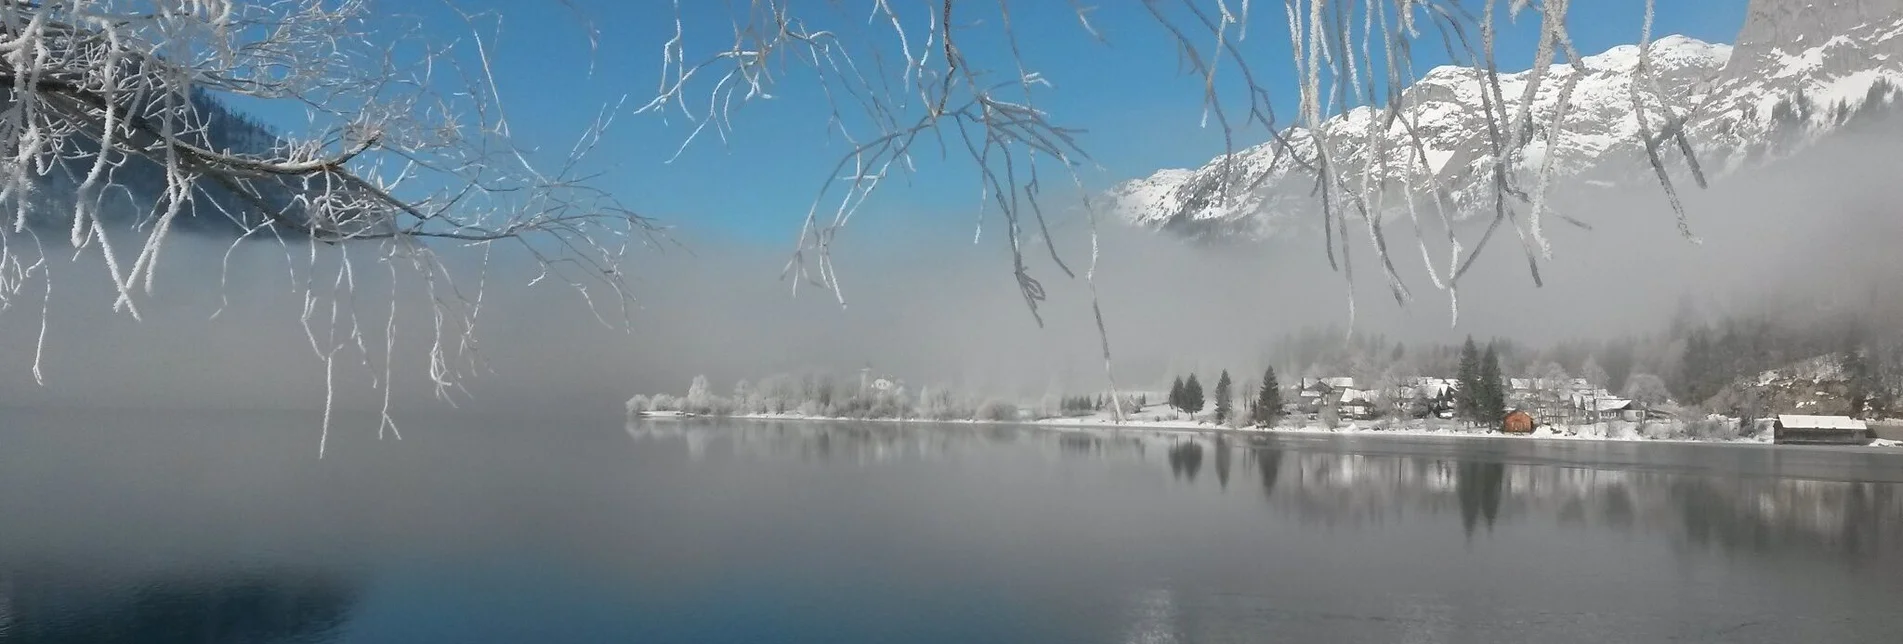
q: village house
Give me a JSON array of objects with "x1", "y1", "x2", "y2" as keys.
[
  {"x1": 1338, "y1": 388, "x2": 1376, "y2": 420},
  {"x1": 1297, "y1": 383, "x2": 1328, "y2": 415},
  {"x1": 1298, "y1": 377, "x2": 1345, "y2": 415},
  {"x1": 1773, "y1": 415, "x2": 1871, "y2": 445},
  {"x1": 1584, "y1": 396, "x2": 1638, "y2": 423},
  {"x1": 1389, "y1": 377, "x2": 1458, "y2": 419}
]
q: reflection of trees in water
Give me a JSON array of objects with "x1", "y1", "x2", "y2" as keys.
[
  {"x1": 629, "y1": 420, "x2": 988, "y2": 464},
  {"x1": 1456, "y1": 460, "x2": 1507, "y2": 537},
  {"x1": 1213, "y1": 437, "x2": 1232, "y2": 490},
  {"x1": 0, "y1": 569, "x2": 357, "y2": 644},
  {"x1": 1254, "y1": 447, "x2": 1284, "y2": 501},
  {"x1": 1167, "y1": 441, "x2": 1204, "y2": 483},
  {"x1": 627, "y1": 422, "x2": 1902, "y2": 568},
  {"x1": 626, "y1": 421, "x2": 1172, "y2": 466},
  {"x1": 1249, "y1": 448, "x2": 1903, "y2": 567},
  {"x1": 1669, "y1": 477, "x2": 1897, "y2": 567},
  {"x1": 1058, "y1": 433, "x2": 1099, "y2": 457}
]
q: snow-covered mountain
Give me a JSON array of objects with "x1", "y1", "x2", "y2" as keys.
[{"x1": 1113, "y1": 0, "x2": 1903, "y2": 241}]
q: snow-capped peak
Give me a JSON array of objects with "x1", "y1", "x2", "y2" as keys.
[{"x1": 1111, "y1": 0, "x2": 1903, "y2": 242}]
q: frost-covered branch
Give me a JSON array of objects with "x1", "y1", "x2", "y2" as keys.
[
  {"x1": 643, "y1": 0, "x2": 1710, "y2": 328},
  {"x1": 0, "y1": 0, "x2": 655, "y2": 454}
]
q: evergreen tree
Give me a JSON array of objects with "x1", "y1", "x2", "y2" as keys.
[
  {"x1": 1214, "y1": 370, "x2": 1234, "y2": 425},
  {"x1": 1479, "y1": 343, "x2": 1506, "y2": 422},
  {"x1": 1457, "y1": 337, "x2": 1481, "y2": 423},
  {"x1": 1844, "y1": 325, "x2": 1873, "y2": 418},
  {"x1": 1255, "y1": 367, "x2": 1284, "y2": 427},
  {"x1": 1169, "y1": 376, "x2": 1186, "y2": 412},
  {"x1": 1184, "y1": 374, "x2": 1205, "y2": 415}
]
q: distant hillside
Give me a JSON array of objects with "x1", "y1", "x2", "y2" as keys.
[
  {"x1": 1703, "y1": 353, "x2": 1897, "y2": 419},
  {"x1": 14, "y1": 88, "x2": 295, "y2": 236}
]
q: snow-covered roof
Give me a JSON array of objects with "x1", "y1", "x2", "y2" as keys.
[
  {"x1": 1777, "y1": 415, "x2": 1868, "y2": 430},
  {"x1": 1510, "y1": 378, "x2": 1534, "y2": 390},
  {"x1": 1321, "y1": 377, "x2": 1357, "y2": 389},
  {"x1": 1339, "y1": 388, "x2": 1373, "y2": 403},
  {"x1": 1590, "y1": 398, "x2": 1634, "y2": 412},
  {"x1": 1407, "y1": 378, "x2": 1456, "y2": 398}
]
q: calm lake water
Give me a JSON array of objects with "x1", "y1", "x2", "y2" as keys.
[{"x1": 3, "y1": 410, "x2": 1902, "y2": 643}]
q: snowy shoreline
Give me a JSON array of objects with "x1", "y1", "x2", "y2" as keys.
[
  {"x1": 706, "y1": 412, "x2": 1903, "y2": 449},
  {"x1": 672, "y1": 411, "x2": 1831, "y2": 447}
]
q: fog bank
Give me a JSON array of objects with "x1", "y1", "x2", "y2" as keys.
[{"x1": 0, "y1": 119, "x2": 1899, "y2": 414}]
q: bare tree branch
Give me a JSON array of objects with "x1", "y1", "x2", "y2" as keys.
[
  {"x1": 0, "y1": 0, "x2": 655, "y2": 454},
  {"x1": 641, "y1": 0, "x2": 1713, "y2": 419}
]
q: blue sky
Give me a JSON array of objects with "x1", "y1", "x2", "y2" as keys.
[{"x1": 286, "y1": 1, "x2": 1749, "y2": 247}]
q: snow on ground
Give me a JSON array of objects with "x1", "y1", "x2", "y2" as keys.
[{"x1": 718, "y1": 404, "x2": 1787, "y2": 446}]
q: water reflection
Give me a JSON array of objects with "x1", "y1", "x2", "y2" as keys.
[
  {"x1": 0, "y1": 569, "x2": 357, "y2": 644},
  {"x1": 1457, "y1": 459, "x2": 1507, "y2": 537},
  {"x1": 1247, "y1": 444, "x2": 1903, "y2": 569},
  {"x1": 1212, "y1": 437, "x2": 1232, "y2": 490},
  {"x1": 1254, "y1": 445, "x2": 1284, "y2": 501},
  {"x1": 0, "y1": 416, "x2": 1894, "y2": 642},
  {"x1": 1165, "y1": 441, "x2": 1203, "y2": 483},
  {"x1": 629, "y1": 421, "x2": 1903, "y2": 569}
]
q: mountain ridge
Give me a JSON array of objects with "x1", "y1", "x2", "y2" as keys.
[{"x1": 1112, "y1": 1, "x2": 1903, "y2": 242}]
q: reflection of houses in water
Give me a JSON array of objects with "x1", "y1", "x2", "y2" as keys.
[
  {"x1": 1243, "y1": 448, "x2": 1903, "y2": 566},
  {"x1": 623, "y1": 421, "x2": 1903, "y2": 568}
]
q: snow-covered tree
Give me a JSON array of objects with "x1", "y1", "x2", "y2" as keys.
[
  {"x1": 1214, "y1": 370, "x2": 1234, "y2": 426},
  {"x1": 733, "y1": 380, "x2": 759, "y2": 414},
  {"x1": 686, "y1": 375, "x2": 714, "y2": 409},
  {"x1": 1537, "y1": 361, "x2": 1571, "y2": 414},
  {"x1": 1624, "y1": 374, "x2": 1673, "y2": 410},
  {"x1": 1255, "y1": 367, "x2": 1284, "y2": 427},
  {"x1": 0, "y1": 1, "x2": 652, "y2": 454},
  {"x1": 1580, "y1": 356, "x2": 1611, "y2": 390},
  {"x1": 1479, "y1": 345, "x2": 1507, "y2": 422},
  {"x1": 1458, "y1": 338, "x2": 1483, "y2": 423},
  {"x1": 1539, "y1": 362, "x2": 1570, "y2": 386},
  {"x1": 648, "y1": 394, "x2": 683, "y2": 412},
  {"x1": 1183, "y1": 374, "x2": 1205, "y2": 417}
]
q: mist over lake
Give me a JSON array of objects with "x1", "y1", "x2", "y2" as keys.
[{"x1": 3, "y1": 412, "x2": 1899, "y2": 643}]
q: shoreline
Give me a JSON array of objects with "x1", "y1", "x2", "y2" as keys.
[{"x1": 640, "y1": 411, "x2": 1900, "y2": 449}]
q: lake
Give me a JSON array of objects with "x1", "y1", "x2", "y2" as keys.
[{"x1": 2, "y1": 409, "x2": 1902, "y2": 643}]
